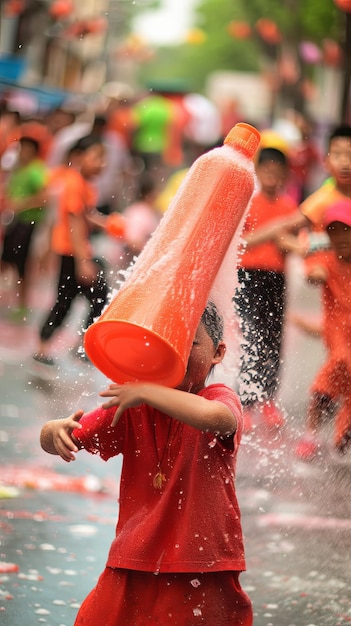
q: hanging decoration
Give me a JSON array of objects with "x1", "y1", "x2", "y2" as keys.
[
  {"x1": 255, "y1": 18, "x2": 282, "y2": 45},
  {"x1": 322, "y1": 38, "x2": 343, "y2": 66},
  {"x1": 4, "y1": 0, "x2": 25, "y2": 18},
  {"x1": 334, "y1": 0, "x2": 351, "y2": 12},
  {"x1": 299, "y1": 41, "x2": 322, "y2": 65},
  {"x1": 185, "y1": 28, "x2": 207, "y2": 45},
  {"x1": 227, "y1": 21, "x2": 252, "y2": 40},
  {"x1": 64, "y1": 16, "x2": 107, "y2": 38},
  {"x1": 49, "y1": 0, "x2": 74, "y2": 20}
]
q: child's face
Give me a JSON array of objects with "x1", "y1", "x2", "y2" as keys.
[
  {"x1": 18, "y1": 142, "x2": 37, "y2": 165},
  {"x1": 257, "y1": 160, "x2": 287, "y2": 199},
  {"x1": 325, "y1": 137, "x2": 351, "y2": 186},
  {"x1": 327, "y1": 221, "x2": 351, "y2": 261},
  {"x1": 177, "y1": 322, "x2": 225, "y2": 394},
  {"x1": 80, "y1": 144, "x2": 105, "y2": 179}
]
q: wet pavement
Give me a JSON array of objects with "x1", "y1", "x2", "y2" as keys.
[{"x1": 1, "y1": 256, "x2": 351, "y2": 626}]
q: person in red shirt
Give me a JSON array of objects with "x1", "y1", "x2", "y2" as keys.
[
  {"x1": 234, "y1": 147, "x2": 298, "y2": 430},
  {"x1": 40, "y1": 301, "x2": 253, "y2": 626},
  {"x1": 295, "y1": 199, "x2": 351, "y2": 460}
]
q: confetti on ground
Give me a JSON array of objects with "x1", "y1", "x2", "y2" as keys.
[
  {"x1": 0, "y1": 485, "x2": 20, "y2": 499},
  {"x1": 0, "y1": 465, "x2": 118, "y2": 495},
  {"x1": 68, "y1": 525, "x2": 98, "y2": 538},
  {"x1": 0, "y1": 562, "x2": 19, "y2": 574}
]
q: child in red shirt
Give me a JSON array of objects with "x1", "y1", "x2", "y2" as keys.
[
  {"x1": 40, "y1": 301, "x2": 253, "y2": 626},
  {"x1": 234, "y1": 147, "x2": 298, "y2": 430},
  {"x1": 295, "y1": 199, "x2": 351, "y2": 460}
]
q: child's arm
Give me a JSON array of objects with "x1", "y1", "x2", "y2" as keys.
[
  {"x1": 275, "y1": 231, "x2": 306, "y2": 255},
  {"x1": 100, "y1": 383, "x2": 238, "y2": 437},
  {"x1": 69, "y1": 213, "x2": 98, "y2": 284},
  {"x1": 40, "y1": 410, "x2": 84, "y2": 462},
  {"x1": 8, "y1": 188, "x2": 48, "y2": 213},
  {"x1": 244, "y1": 211, "x2": 308, "y2": 249}
]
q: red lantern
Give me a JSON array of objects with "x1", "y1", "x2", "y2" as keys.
[
  {"x1": 65, "y1": 16, "x2": 107, "y2": 38},
  {"x1": 255, "y1": 18, "x2": 282, "y2": 45},
  {"x1": 227, "y1": 21, "x2": 252, "y2": 40},
  {"x1": 4, "y1": 0, "x2": 24, "y2": 17},
  {"x1": 322, "y1": 38, "x2": 343, "y2": 66},
  {"x1": 85, "y1": 16, "x2": 107, "y2": 35},
  {"x1": 334, "y1": 0, "x2": 351, "y2": 12},
  {"x1": 49, "y1": 0, "x2": 73, "y2": 20}
]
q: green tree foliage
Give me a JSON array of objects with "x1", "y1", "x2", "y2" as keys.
[{"x1": 138, "y1": 0, "x2": 343, "y2": 94}]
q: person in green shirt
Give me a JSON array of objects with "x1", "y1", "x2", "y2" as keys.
[{"x1": 0, "y1": 136, "x2": 48, "y2": 321}]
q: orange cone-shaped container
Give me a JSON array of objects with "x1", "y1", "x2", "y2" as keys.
[{"x1": 84, "y1": 123, "x2": 260, "y2": 386}]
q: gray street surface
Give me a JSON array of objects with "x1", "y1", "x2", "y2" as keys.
[{"x1": 1, "y1": 255, "x2": 351, "y2": 626}]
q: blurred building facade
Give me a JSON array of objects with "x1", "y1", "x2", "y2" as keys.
[{"x1": 0, "y1": 0, "x2": 118, "y2": 94}]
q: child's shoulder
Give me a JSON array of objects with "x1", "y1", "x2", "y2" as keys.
[{"x1": 200, "y1": 383, "x2": 241, "y2": 405}]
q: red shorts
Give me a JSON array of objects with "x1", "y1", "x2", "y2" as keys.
[{"x1": 74, "y1": 566, "x2": 253, "y2": 626}]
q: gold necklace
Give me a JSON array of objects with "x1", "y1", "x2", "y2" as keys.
[{"x1": 152, "y1": 417, "x2": 174, "y2": 490}]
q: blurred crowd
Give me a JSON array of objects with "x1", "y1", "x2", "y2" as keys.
[
  {"x1": 0, "y1": 85, "x2": 242, "y2": 325},
  {"x1": 2, "y1": 83, "x2": 351, "y2": 463}
]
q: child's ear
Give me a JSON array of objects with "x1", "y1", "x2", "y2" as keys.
[
  {"x1": 213, "y1": 342, "x2": 226, "y2": 365},
  {"x1": 322, "y1": 153, "x2": 331, "y2": 172}
]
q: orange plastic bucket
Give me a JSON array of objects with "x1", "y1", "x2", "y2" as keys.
[{"x1": 84, "y1": 123, "x2": 260, "y2": 386}]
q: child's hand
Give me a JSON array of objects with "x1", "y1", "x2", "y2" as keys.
[
  {"x1": 75, "y1": 259, "x2": 98, "y2": 285},
  {"x1": 50, "y1": 410, "x2": 84, "y2": 462},
  {"x1": 100, "y1": 383, "x2": 146, "y2": 427},
  {"x1": 306, "y1": 265, "x2": 328, "y2": 285},
  {"x1": 275, "y1": 231, "x2": 306, "y2": 256}
]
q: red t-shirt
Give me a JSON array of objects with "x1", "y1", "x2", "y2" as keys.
[
  {"x1": 239, "y1": 191, "x2": 298, "y2": 272},
  {"x1": 73, "y1": 384, "x2": 246, "y2": 574},
  {"x1": 305, "y1": 251, "x2": 351, "y2": 361},
  {"x1": 49, "y1": 165, "x2": 96, "y2": 257}
]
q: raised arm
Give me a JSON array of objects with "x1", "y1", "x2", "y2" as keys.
[
  {"x1": 244, "y1": 210, "x2": 308, "y2": 249},
  {"x1": 100, "y1": 383, "x2": 238, "y2": 437}
]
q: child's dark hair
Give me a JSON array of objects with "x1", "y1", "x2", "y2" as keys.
[
  {"x1": 19, "y1": 136, "x2": 40, "y2": 154},
  {"x1": 257, "y1": 147, "x2": 287, "y2": 168},
  {"x1": 328, "y1": 125, "x2": 351, "y2": 149},
  {"x1": 201, "y1": 301, "x2": 223, "y2": 347},
  {"x1": 137, "y1": 172, "x2": 156, "y2": 200},
  {"x1": 68, "y1": 134, "x2": 103, "y2": 157}
]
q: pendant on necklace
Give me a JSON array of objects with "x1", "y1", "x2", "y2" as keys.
[{"x1": 153, "y1": 471, "x2": 166, "y2": 490}]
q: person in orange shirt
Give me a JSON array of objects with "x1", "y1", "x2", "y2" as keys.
[
  {"x1": 234, "y1": 147, "x2": 298, "y2": 430},
  {"x1": 33, "y1": 134, "x2": 109, "y2": 371},
  {"x1": 295, "y1": 199, "x2": 351, "y2": 460},
  {"x1": 300, "y1": 125, "x2": 351, "y2": 230}
]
